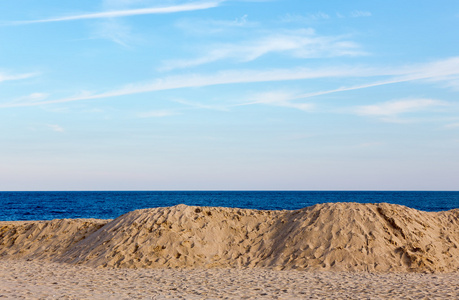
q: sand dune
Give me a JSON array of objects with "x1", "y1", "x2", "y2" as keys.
[
  {"x1": 1, "y1": 203, "x2": 458, "y2": 273},
  {"x1": 0, "y1": 218, "x2": 107, "y2": 261}
]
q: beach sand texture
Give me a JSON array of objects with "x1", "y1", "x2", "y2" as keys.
[
  {"x1": 1, "y1": 202, "x2": 458, "y2": 273},
  {"x1": 1, "y1": 259, "x2": 458, "y2": 299}
]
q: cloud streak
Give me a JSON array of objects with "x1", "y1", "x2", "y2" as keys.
[
  {"x1": 0, "y1": 72, "x2": 38, "y2": 83},
  {"x1": 175, "y1": 14, "x2": 256, "y2": 35},
  {"x1": 8, "y1": 1, "x2": 221, "y2": 25},
  {"x1": 263, "y1": 56, "x2": 459, "y2": 103},
  {"x1": 352, "y1": 98, "x2": 451, "y2": 123},
  {"x1": 350, "y1": 11, "x2": 372, "y2": 18},
  {"x1": 354, "y1": 99, "x2": 448, "y2": 117},
  {"x1": 0, "y1": 66, "x2": 375, "y2": 107},
  {"x1": 90, "y1": 19, "x2": 134, "y2": 47},
  {"x1": 280, "y1": 10, "x2": 371, "y2": 23},
  {"x1": 160, "y1": 29, "x2": 365, "y2": 71},
  {"x1": 138, "y1": 110, "x2": 180, "y2": 118},
  {"x1": 3, "y1": 57, "x2": 459, "y2": 108},
  {"x1": 445, "y1": 122, "x2": 459, "y2": 129},
  {"x1": 241, "y1": 90, "x2": 315, "y2": 111},
  {"x1": 47, "y1": 124, "x2": 65, "y2": 132}
]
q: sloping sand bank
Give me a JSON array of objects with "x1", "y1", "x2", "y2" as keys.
[{"x1": 1, "y1": 203, "x2": 458, "y2": 273}]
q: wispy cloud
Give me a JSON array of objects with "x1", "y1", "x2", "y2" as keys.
[
  {"x1": 279, "y1": 12, "x2": 330, "y2": 23},
  {"x1": 47, "y1": 124, "x2": 65, "y2": 132},
  {"x1": 9, "y1": 93, "x2": 50, "y2": 104},
  {"x1": 8, "y1": 1, "x2": 221, "y2": 25},
  {"x1": 160, "y1": 29, "x2": 365, "y2": 71},
  {"x1": 350, "y1": 11, "x2": 372, "y2": 18},
  {"x1": 0, "y1": 66, "x2": 373, "y2": 108},
  {"x1": 280, "y1": 10, "x2": 371, "y2": 23},
  {"x1": 354, "y1": 98, "x2": 448, "y2": 122},
  {"x1": 238, "y1": 90, "x2": 314, "y2": 111},
  {"x1": 235, "y1": 69, "x2": 459, "y2": 108},
  {"x1": 138, "y1": 110, "x2": 180, "y2": 118},
  {"x1": 440, "y1": 76, "x2": 459, "y2": 90},
  {"x1": 90, "y1": 19, "x2": 134, "y2": 47},
  {"x1": 354, "y1": 142, "x2": 384, "y2": 148},
  {"x1": 172, "y1": 99, "x2": 230, "y2": 111},
  {"x1": 0, "y1": 72, "x2": 38, "y2": 83},
  {"x1": 290, "y1": 56, "x2": 459, "y2": 101},
  {"x1": 3, "y1": 56, "x2": 459, "y2": 108},
  {"x1": 175, "y1": 14, "x2": 256, "y2": 34}
]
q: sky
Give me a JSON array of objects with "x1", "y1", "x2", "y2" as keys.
[{"x1": 0, "y1": 0, "x2": 458, "y2": 191}]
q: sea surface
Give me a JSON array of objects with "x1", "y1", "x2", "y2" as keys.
[{"x1": 0, "y1": 191, "x2": 458, "y2": 221}]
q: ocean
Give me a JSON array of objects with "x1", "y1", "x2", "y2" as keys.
[{"x1": 1, "y1": 191, "x2": 458, "y2": 221}]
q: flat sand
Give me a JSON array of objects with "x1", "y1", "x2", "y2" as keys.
[
  {"x1": 1, "y1": 203, "x2": 458, "y2": 298},
  {"x1": 1, "y1": 259, "x2": 458, "y2": 299}
]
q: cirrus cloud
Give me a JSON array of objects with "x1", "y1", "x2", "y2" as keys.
[
  {"x1": 0, "y1": 71, "x2": 38, "y2": 83},
  {"x1": 6, "y1": 1, "x2": 221, "y2": 25},
  {"x1": 353, "y1": 98, "x2": 449, "y2": 123},
  {"x1": 159, "y1": 29, "x2": 365, "y2": 71}
]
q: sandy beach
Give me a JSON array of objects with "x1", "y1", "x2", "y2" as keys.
[
  {"x1": 1, "y1": 259, "x2": 458, "y2": 299},
  {"x1": 1, "y1": 203, "x2": 458, "y2": 298}
]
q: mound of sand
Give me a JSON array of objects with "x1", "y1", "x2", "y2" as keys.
[
  {"x1": 1, "y1": 203, "x2": 458, "y2": 273},
  {"x1": 0, "y1": 219, "x2": 108, "y2": 260}
]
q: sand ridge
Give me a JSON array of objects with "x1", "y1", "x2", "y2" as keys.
[
  {"x1": 0, "y1": 218, "x2": 108, "y2": 261},
  {"x1": 0, "y1": 202, "x2": 458, "y2": 273}
]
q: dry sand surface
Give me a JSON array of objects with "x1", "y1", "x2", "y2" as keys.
[
  {"x1": 0, "y1": 202, "x2": 458, "y2": 298},
  {"x1": 1, "y1": 259, "x2": 458, "y2": 299}
]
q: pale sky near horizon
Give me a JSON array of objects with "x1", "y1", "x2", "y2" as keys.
[{"x1": 1, "y1": 0, "x2": 458, "y2": 191}]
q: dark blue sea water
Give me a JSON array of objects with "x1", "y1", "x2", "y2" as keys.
[{"x1": 0, "y1": 191, "x2": 458, "y2": 221}]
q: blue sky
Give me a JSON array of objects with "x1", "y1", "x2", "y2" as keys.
[{"x1": 1, "y1": 0, "x2": 458, "y2": 191}]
